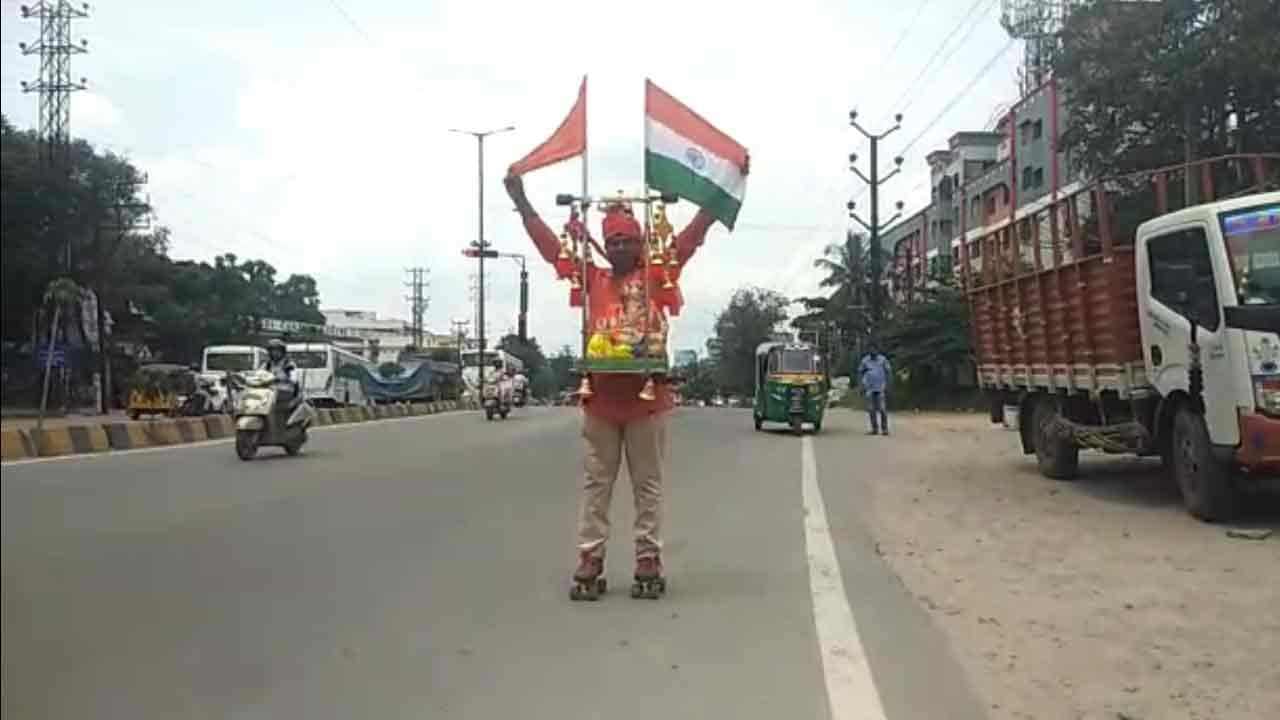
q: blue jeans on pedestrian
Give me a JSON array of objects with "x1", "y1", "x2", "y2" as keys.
[{"x1": 867, "y1": 392, "x2": 888, "y2": 433}]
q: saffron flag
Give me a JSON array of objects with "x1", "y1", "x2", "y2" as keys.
[{"x1": 508, "y1": 76, "x2": 587, "y2": 177}]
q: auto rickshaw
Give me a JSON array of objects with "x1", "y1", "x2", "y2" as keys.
[
  {"x1": 127, "y1": 363, "x2": 194, "y2": 420},
  {"x1": 753, "y1": 342, "x2": 827, "y2": 435}
]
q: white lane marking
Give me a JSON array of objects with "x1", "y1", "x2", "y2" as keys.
[
  {"x1": 802, "y1": 435, "x2": 888, "y2": 720},
  {"x1": 0, "y1": 411, "x2": 466, "y2": 468}
]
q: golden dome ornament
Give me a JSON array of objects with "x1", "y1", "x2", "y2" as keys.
[{"x1": 558, "y1": 232, "x2": 572, "y2": 260}]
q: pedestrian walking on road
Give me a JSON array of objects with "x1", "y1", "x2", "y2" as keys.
[
  {"x1": 859, "y1": 343, "x2": 892, "y2": 436},
  {"x1": 505, "y1": 157, "x2": 747, "y2": 601}
]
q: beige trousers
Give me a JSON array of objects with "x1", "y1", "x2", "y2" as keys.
[{"x1": 576, "y1": 412, "x2": 667, "y2": 560}]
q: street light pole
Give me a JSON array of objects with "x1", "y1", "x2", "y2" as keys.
[{"x1": 451, "y1": 125, "x2": 514, "y2": 405}]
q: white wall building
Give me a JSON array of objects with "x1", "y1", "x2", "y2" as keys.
[{"x1": 321, "y1": 309, "x2": 444, "y2": 362}]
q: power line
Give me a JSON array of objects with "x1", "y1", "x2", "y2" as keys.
[
  {"x1": 327, "y1": 0, "x2": 373, "y2": 43},
  {"x1": 899, "y1": 38, "x2": 1017, "y2": 157},
  {"x1": 880, "y1": 0, "x2": 992, "y2": 123},
  {"x1": 876, "y1": 0, "x2": 939, "y2": 79},
  {"x1": 897, "y1": 0, "x2": 1002, "y2": 117}
]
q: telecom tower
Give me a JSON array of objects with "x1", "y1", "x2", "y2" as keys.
[
  {"x1": 1000, "y1": 0, "x2": 1080, "y2": 94},
  {"x1": 18, "y1": 1, "x2": 90, "y2": 168}
]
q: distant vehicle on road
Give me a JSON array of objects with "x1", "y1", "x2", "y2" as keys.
[
  {"x1": 460, "y1": 349, "x2": 524, "y2": 400},
  {"x1": 201, "y1": 345, "x2": 268, "y2": 375},
  {"x1": 286, "y1": 342, "x2": 373, "y2": 407}
]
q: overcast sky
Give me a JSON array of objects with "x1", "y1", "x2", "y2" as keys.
[{"x1": 1, "y1": 0, "x2": 1023, "y2": 357}]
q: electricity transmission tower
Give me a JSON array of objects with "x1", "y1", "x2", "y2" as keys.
[
  {"x1": 18, "y1": 1, "x2": 90, "y2": 169},
  {"x1": 404, "y1": 267, "x2": 430, "y2": 350}
]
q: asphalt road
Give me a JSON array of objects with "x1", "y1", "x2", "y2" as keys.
[{"x1": 2, "y1": 407, "x2": 986, "y2": 720}]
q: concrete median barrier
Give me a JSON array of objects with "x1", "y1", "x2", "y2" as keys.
[
  {"x1": 1, "y1": 428, "x2": 35, "y2": 460},
  {"x1": 204, "y1": 415, "x2": 233, "y2": 439},
  {"x1": 143, "y1": 420, "x2": 183, "y2": 446},
  {"x1": 3, "y1": 396, "x2": 475, "y2": 463},
  {"x1": 103, "y1": 422, "x2": 149, "y2": 450},
  {"x1": 174, "y1": 418, "x2": 208, "y2": 443},
  {"x1": 30, "y1": 425, "x2": 110, "y2": 457}
]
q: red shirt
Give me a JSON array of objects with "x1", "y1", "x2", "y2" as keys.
[{"x1": 520, "y1": 208, "x2": 714, "y2": 424}]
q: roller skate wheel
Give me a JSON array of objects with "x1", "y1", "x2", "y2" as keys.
[
  {"x1": 570, "y1": 583, "x2": 600, "y2": 602},
  {"x1": 630, "y1": 582, "x2": 644, "y2": 599},
  {"x1": 597, "y1": 578, "x2": 608, "y2": 594}
]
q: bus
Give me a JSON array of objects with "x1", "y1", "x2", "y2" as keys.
[
  {"x1": 459, "y1": 348, "x2": 525, "y2": 398},
  {"x1": 286, "y1": 342, "x2": 374, "y2": 407},
  {"x1": 202, "y1": 345, "x2": 268, "y2": 375}
]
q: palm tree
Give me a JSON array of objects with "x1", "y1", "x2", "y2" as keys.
[
  {"x1": 36, "y1": 277, "x2": 81, "y2": 433},
  {"x1": 814, "y1": 229, "x2": 873, "y2": 312}
]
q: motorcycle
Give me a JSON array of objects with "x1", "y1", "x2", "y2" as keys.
[
  {"x1": 231, "y1": 369, "x2": 317, "y2": 460},
  {"x1": 512, "y1": 386, "x2": 527, "y2": 408}
]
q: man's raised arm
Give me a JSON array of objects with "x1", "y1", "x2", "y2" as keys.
[{"x1": 504, "y1": 174, "x2": 561, "y2": 264}]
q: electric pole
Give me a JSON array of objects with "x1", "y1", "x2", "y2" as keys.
[
  {"x1": 98, "y1": 174, "x2": 150, "y2": 413},
  {"x1": 847, "y1": 109, "x2": 907, "y2": 338},
  {"x1": 450, "y1": 318, "x2": 469, "y2": 399},
  {"x1": 450, "y1": 125, "x2": 514, "y2": 407},
  {"x1": 19, "y1": 0, "x2": 90, "y2": 272},
  {"x1": 404, "y1": 267, "x2": 430, "y2": 350}
]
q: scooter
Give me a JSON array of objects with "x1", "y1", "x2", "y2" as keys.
[
  {"x1": 483, "y1": 384, "x2": 511, "y2": 421},
  {"x1": 512, "y1": 386, "x2": 528, "y2": 408},
  {"x1": 231, "y1": 369, "x2": 317, "y2": 460}
]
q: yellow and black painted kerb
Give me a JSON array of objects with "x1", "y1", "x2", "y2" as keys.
[
  {"x1": 173, "y1": 418, "x2": 208, "y2": 443},
  {"x1": 203, "y1": 415, "x2": 233, "y2": 439},
  {"x1": 1, "y1": 429, "x2": 36, "y2": 460},
  {"x1": 29, "y1": 426, "x2": 110, "y2": 457}
]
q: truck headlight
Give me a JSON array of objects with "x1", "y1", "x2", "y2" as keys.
[{"x1": 1254, "y1": 377, "x2": 1280, "y2": 417}]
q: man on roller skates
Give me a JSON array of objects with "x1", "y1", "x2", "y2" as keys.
[{"x1": 504, "y1": 160, "x2": 746, "y2": 601}]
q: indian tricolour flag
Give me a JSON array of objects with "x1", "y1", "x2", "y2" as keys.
[{"x1": 645, "y1": 80, "x2": 748, "y2": 230}]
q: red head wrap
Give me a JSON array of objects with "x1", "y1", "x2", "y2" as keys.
[{"x1": 601, "y1": 206, "x2": 642, "y2": 241}]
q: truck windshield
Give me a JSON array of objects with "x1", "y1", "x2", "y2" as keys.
[
  {"x1": 291, "y1": 351, "x2": 329, "y2": 369},
  {"x1": 205, "y1": 353, "x2": 255, "y2": 372},
  {"x1": 1221, "y1": 204, "x2": 1280, "y2": 305}
]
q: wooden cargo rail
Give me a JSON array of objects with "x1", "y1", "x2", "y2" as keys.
[{"x1": 959, "y1": 154, "x2": 1279, "y2": 395}]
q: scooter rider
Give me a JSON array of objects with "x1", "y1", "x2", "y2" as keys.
[{"x1": 263, "y1": 339, "x2": 301, "y2": 408}]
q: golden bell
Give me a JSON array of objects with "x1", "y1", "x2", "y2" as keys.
[
  {"x1": 662, "y1": 268, "x2": 675, "y2": 290},
  {"x1": 570, "y1": 273, "x2": 582, "y2": 290},
  {"x1": 649, "y1": 246, "x2": 666, "y2": 266},
  {"x1": 638, "y1": 376, "x2": 657, "y2": 401},
  {"x1": 558, "y1": 233, "x2": 571, "y2": 260},
  {"x1": 577, "y1": 375, "x2": 595, "y2": 399}
]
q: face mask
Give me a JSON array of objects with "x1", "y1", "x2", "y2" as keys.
[{"x1": 606, "y1": 238, "x2": 640, "y2": 273}]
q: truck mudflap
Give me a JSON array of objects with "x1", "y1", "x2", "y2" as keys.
[{"x1": 1235, "y1": 411, "x2": 1280, "y2": 476}]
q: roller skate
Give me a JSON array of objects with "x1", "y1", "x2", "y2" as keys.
[
  {"x1": 569, "y1": 551, "x2": 607, "y2": 602},
  {"x1": 629, "y1": 555, "x2": 667, "y2": 600}
]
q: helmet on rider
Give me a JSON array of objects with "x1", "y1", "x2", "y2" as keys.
[{"x1": 267, "y1": 339, "x2": 287, "y2": 365}]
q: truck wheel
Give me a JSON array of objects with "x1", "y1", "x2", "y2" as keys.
[
  {"x1": 754, "y1": 415, "x2": 763, "y2": 431},
  {"x1": 1171, "y1": 407, "x2": 1237, "y2": 522},
  {"x1": 1033, "y1": 397, "x2": 1079, "y2": 480}
]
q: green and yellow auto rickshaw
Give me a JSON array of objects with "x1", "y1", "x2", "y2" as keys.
[{"x1": 753, "y1": 342, "x2": 827, "y2": 435}]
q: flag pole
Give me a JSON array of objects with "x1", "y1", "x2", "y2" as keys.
[{"x1": 579, "y1": 75, "x2": 590, "y2": 369}]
